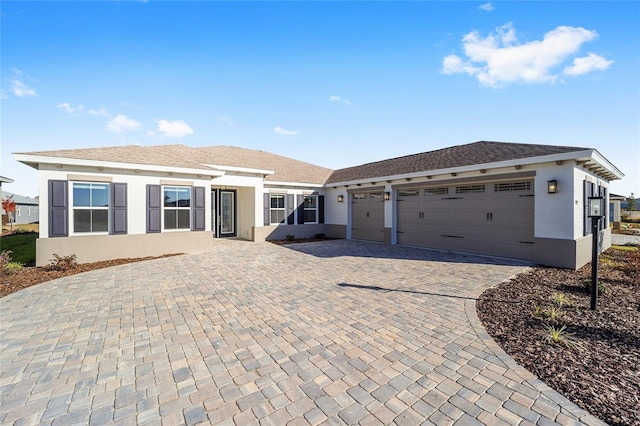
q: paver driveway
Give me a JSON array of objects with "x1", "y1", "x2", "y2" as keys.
[{"x1": 0, "y1": 240, "x2": 603, "y2": 425}]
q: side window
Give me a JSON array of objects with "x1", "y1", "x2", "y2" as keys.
[
  {"x1": 303, "y1": 195, "x2": 317, "y2": 223},
  {"x1": 270, "y1": 194, "x2": 286, "y2": 224},
  {"x1": 163, "y1": 186, "x2": 191, "y2": 230},
  {"x1": 72, "y1": 182, "x2": 109, "y2": 233}
]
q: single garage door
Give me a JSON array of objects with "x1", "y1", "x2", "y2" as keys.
[
  {"x1": 396, "y1": 179, "x2": 534, "y2": 260},
  {"x1": 351, "y1": 192, "x2": 385, "y2": 242}
]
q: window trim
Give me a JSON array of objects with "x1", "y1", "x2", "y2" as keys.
[
  {"x1": 71, "y1": 182, "x2": 110, "y2": 235},
  {"x1": 162, "y1": 185, "x2": 191, "y2": 231},
  {"x1": 269, "y1": 194, "x2": 286, "y2": 225}
]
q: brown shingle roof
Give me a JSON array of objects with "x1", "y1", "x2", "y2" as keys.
[
  {"x1": 327, "y1": 141, "x2": 589, "y2": 184},
  {"x1": 17, "y1": 144, "x2": 333, "y2": 185},
  {"x1": 193, "y1": 146, "x2": 333, "y2": 184},
  {"x1": 18, "y1": 144, "x2": 203, "y2": 170}
]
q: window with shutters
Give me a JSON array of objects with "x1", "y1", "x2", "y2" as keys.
[
  {"x1": 303, "y1": 195, "x2": 317, "y2": 223},
  {"x1": 270, "y1": 194, "x2": 286, "y2": 224},
  {"x1": 163, "y1": 186, "x2": 191, "y2": 230},
  {"x1": 72, "y1": 182, "x2": 109, "y2": 233}
]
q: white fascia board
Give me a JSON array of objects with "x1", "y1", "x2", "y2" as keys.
[
  {"x1": 588, "y1": 150, "x2": 625, "y2": 179},
  {"x1": 13, "y1": 154, "x2": 225, "y2": 177},
  {"x1": 204, "y1": 164, "x2": 275, "y2": 176},
  {"x1": 265, "y1": 181, "x2": 324, "y2": 188},
  {"x1": 327, "y1": 150, "x2": 623, "y2": 187}
]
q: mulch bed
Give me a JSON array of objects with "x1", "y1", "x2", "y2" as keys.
[
  {"x1": 269, "y1": 237, "x2": 341, "y2": 245},
  {"x1": 477, "y1": 247, "x2": 640, "y2": 426},
  {"x1": 0, "y1": 254, "x2": 181, "y2": 299}
]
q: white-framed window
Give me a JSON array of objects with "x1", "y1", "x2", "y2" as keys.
[
  {"x1": 163, "y1": 186, "x2": 191, "y2": 230},
  {"x1": 270, "y1": 194, "x2": 286, "y2": 224},
  {"x1": 303, "y1": 195, "x2": 317, "y2": 223},
  {"x1": 16, "y1": 206, "x2": 21, "y2": 217},
  {"x1": 72, "y1": 182, "x2": 109, "y2": 233}
]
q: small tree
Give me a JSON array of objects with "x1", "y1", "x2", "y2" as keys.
[
  {"x1": 2, "y1": 196, "x2": 16, "y2": 231},
  {"x1": 627, "y1": 192, "x2": 637, "y2": 211}
]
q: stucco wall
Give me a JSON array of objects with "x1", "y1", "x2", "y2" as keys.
[
  {"x1": 38, "y1": 165, "x2": 214, "y2": 237},
  {"x1": 35, "y1": 231, "x2": 213, "y2": 266}
]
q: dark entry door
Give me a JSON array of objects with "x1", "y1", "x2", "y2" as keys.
[{"x1": 212, "y1": 189, "x2": 237, "y2": 237}]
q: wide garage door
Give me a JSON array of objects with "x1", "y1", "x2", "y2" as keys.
[
  {"x1": 396, "y1": 179, "x2": 534, "y2": 260},
  {"x1": 351, "y1": 192, "x2": 385, "y2": 242}
]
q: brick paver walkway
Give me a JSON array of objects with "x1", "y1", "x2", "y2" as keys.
[{"x1": 0, "y1": 240, "x2": 604, "y2": 425}]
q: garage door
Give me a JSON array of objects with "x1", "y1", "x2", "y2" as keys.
[
  {"x1": 396, "y1": 180, "x2": 534, "y2": 260},
  {"x1": 351, "y1": 192, "x2": 385, "y2": 242}
]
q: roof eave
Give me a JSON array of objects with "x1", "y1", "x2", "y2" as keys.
[
  {"x1": 13, "y1": 154, "x2": 225, "y2": 177},
  {"x1": 327, "y1": 149, "x2": 624, "y2": 186}
]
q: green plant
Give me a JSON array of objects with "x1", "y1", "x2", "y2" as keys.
[
  {"x1": 285, "y1": 234, "x2": 295, "y2": 241},
  {"x1": 541, "y1": 324, "x2": 581, "y2": 349},
  {"x1": 314, "y1": 233, "x2": 326, "y2": 240},
  {"x1": 545, "y1": 306, "x2": 562, "y2": 321},
  {"x1": 49, "y1": 253, "x2": 78, "y2": 271},
  {"x1": 532, "y1": 304, "x2": 545, "y2": 318},
  {"x1": 4, "y1": 261, "x2": 23, "y2": 272},
  {"x1": 550, "y1": 292, "x2": 569, "y2": 307},
  {"x1": 582, "y1": 278, "x2": 606, "y2": 295}
]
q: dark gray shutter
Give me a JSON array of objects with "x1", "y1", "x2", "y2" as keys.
[
  {"x1": 583, "y1": 181, "x2": 595, "y2": 236},
  {"x1": 49, "y1": 180, "x2": 68, "y2": 237},
  {"x1": 318, "y1": 195, "x2": 325, "y2": 224},
  {"x1": 600, "y1": 186, "x2": 607, "y2": 231},
  {"x1": 286, "y1": 194, "x2": 295, "y2": 225},
  {"x1": 110, "y1": 183, "x2": 127, "y2": 235},
  {"x1": 264, "y1": 193, "x2": 270, "y2": 226},
  {"x1": 297, "y1": 194, "x2": 305, "y2": 224},
  {"x1": 192, "y1": 186, "x2": 206, "y2": 231},
  {"x1": 147, "y1": 184, "x2": 161, "y2": 233}
]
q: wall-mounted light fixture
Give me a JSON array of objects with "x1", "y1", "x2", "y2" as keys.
[
  {"x1": 547, "y1": 180, "x2": 558, "y2": 194},
  {"x1": 337, "y1": 194, "x2": 344, "y2": 203},
  {"x1": 384, "y1": 192, "x2": 391, "y2": 201}
]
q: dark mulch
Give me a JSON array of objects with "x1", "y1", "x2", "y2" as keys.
[
  {"x1": 1, "y1": 254, "x2": 182, "y2": 299},
  {"x1": 477, "y1": 247, "x2": 640, "y2": 426}
]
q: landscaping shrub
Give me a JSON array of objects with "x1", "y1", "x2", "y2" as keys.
[{"x1": 48, "y1": 254, "x2": 78, "y2": 271}]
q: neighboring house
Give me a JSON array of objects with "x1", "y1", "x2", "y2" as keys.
[
  {"x1": 1, "y1": 191, "x2": 39, "y2": 225},
  {"x1": 0, "y1": 175, "x2": 13, "y2": 202},
  {"x1": 14, "y1": 141, "x2": 623, "y2": 269},
  {"x1": 609, "y1": 193, "x2": 626, "y2": 229}
]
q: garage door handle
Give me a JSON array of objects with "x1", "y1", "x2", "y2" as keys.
[
  {"x1": 490, "y1": 212, "x2": 493, "y2": 221},
  {"x1": 487, "y1": 212, "x2": 490, "y2": 221}
]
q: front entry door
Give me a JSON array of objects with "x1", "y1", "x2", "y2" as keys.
[{"x1": 212, "y1": 189, "x2": 237, "y2": 237}]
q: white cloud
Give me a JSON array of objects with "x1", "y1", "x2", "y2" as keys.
[
  {"x1": 563, "y1": 52, "x2": 613, "y2": 76},
  {"x1": 57, "y1": 102, "x2": 84, "y2": 115},
  {"x1": 441, "y1": 23, "x2": 611, "y2": 87},
  {"x1": 218, "y1": 115, "x2": 235, "y2": 127},
  {"x1": 156, "y1": 119, "x2": 194, "y2": 138},
  {"x1": 11, "y1": 80, "x2": 36, "y2": 97},
  {"x1": 273, "y1": 126, "x2": 298, "y2": 136},
  {"x1": 329, "y1": 95, "x2": 351, "y2": 105},
  {"x1": 107, "y1": 114, "x2": 141, "y2": 133},
  {"x1": 87, "y1": 107, "x2": 111, "y2": 117},
  {"x1": 479, "y1": 2, "x2": 495, "y2": 12}
]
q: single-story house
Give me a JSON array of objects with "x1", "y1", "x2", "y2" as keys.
[
  {"x1": 1, "y1": 191, "x2": 39, "y2": 225},
  {"x1": 14, "y1": 141, "x2": 623, "y2": 269},
  {"x1": 0, "y1": 175, "x2": 13, "y2": 202}
]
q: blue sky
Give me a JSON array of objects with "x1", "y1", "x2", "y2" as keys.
[{"x1": 2, "y1": 1, "x2": 638, "y2": 198}]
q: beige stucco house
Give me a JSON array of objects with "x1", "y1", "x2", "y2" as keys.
[{"x1": 14, "y1": 141, "x2": 623, "y2": 269}]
